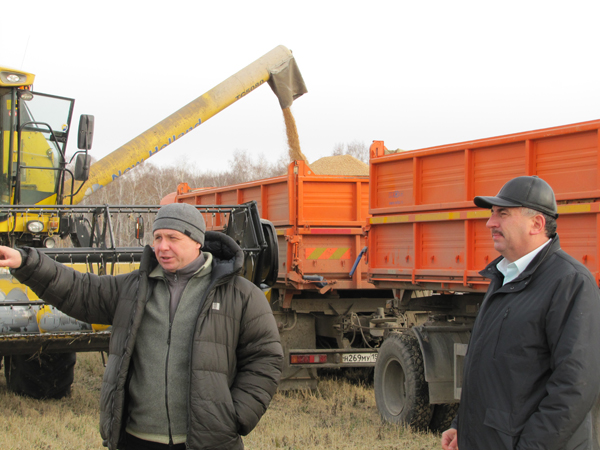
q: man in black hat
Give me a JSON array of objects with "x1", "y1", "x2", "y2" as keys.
[
  {"x1": 0, "y1": 202, "x2": 283, "y2": 450},
  {"x1": 442, "y1": 176, "x2": 600, "y2": 450}
]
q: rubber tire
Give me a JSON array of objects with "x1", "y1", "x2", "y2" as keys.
[
  {"x1": 374, "y1": 333, "x2": 433, "y2": 430},
  {"x1": 4, "y1": 352, "x2": 76, "y2": 399},
  {"x1": 429, "y1": 403, "x2": 459, "y2": 433}
]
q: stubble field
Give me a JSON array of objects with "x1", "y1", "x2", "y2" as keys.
[{"x1": 0, "y1": 353, "x2": 440, "y2": 450}]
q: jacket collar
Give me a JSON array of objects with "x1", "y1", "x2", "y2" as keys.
[
  {"x1": 139, "y1": 230, "x2": 244, "y2": 283},
  {"x1": 149, "y1": 252, "x2": 213, "y2": 280},
  {"x1": 480, "y1": 234, "x2": 561, "y2": 286}
]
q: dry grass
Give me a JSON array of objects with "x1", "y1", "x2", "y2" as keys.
[
  {"x1": 0, "y1": 354, "x2": 440, "y2": 450},
  {"x1": 0, "y1": 352, "x2": 106, "y2": 450}
]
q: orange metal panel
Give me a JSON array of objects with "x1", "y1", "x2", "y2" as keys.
[
  {"x1": 176, "y1": 161, "x2": 369, "y2": 229},
  {"x1": 371, "y1": 158, "x2": 413, "y2": 210},
  {"x1": 472, "y1": 142, "x2": 526, "y2": 198},
  {"x1": 172, "y1": 161, "x2": 371, "y2": 292},
  {"x1": 420, "y1": 151, "x2": 465, "y2": 205},
  {"x1": 420, "y1": 221, "x2": 465, "y2": 270},
  {"x1": 368, "y1": 206, "x2": 600, "y2": 291},
  {"x1": 295, "y1": 233, "x2": 370, "y2": 289},
  {"x1": 558, "y1": 213, "x2": 597, "y2": 274},
  {"x1": 370, "y1": 119, "x2": 600, "y2": 216},
  {"x1": 241, "y1": 186, "x2": 262, "y2": 210},
  {"x1": 534, "y1": 130, "x2": 598, "y2": 198},
  {"x1": 298, "y1": 179, "x2": 368, "y2": 226},
  {"x1": 220, "y1": 190, "x2": 238, "y2": 206},
  {"x1": 369, "y1": 222, "x2": 414, "y2": 270},
  {"x1": 262, "y1": 182, "x2": 290, "y2": 224}
]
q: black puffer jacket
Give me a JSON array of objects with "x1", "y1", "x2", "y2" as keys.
[
  {"x1": 454, "y1": 235, "x2": 600, "y2": 450},
  {"x1": 12, "y1": 231, "x2": 283, "y2": 450}
]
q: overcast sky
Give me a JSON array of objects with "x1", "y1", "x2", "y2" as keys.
[{"x1": 2, "y1": 1, "x2": 599, "y2": 175}]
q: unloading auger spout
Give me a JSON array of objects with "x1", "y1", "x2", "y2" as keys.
[{"x1": 72, "y1": 45, "x2": 307, "y2": 204}]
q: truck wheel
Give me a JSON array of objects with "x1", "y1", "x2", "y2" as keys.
[
  {"x1": 374, "y1": 333, "x2": 433, "y2": 430},
  {"x1": 4, "y1": 352, "x2": 76, "y2": 399},
  {"x1": 429, "y1": 403, "x2": 459, "y2": 433}
]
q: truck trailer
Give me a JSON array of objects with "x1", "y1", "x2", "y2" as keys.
[{"x1": 165, "y1": 118, "x2": 600, "y2": 435}]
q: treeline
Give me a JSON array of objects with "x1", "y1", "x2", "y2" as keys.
[{"x1": 84, "y1": 149, "x2": 290, "y2": 206}]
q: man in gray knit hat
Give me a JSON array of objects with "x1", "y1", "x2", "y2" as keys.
[
  {"x1": 0, "y1": 202, "x2": 283, "y2": 450},
  {"x1": 152, "y1": 202, "x2": 206, "y2": 273}
]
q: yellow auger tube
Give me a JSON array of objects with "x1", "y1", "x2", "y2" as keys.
[{"x1": 72, "y1": 45, "x2": 302, "y2": 204}]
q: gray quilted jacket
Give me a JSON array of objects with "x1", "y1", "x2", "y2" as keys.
[{"x1": 12, "y1": 231, "x2": 283, "y2": 450}]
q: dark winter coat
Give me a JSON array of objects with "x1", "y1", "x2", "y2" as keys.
[
  {"x1": 11, "y1": 231, "x2": 284, "y2": 450},
  {"x1": 453, "y1": 235, "x2": 600, "y2": 449}
]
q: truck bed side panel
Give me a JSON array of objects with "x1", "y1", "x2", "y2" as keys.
[
  {"x1": 369, "y1": 120, "x2": 600, "y2": 291},
  {"x1": 175, "y1": 162, "x2": 371, "y2": 291}
]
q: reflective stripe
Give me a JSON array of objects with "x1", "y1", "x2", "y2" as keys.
[{"x1": 305, "y1": 248, "x2": 351, "y2": 260}]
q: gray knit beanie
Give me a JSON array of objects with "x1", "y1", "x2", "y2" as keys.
[{"x1": 152, "y1": 203, "x2": 206, "y2": 246}]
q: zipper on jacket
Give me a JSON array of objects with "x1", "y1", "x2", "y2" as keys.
[
  {"x1": 165, "y1": 320, "x2": 174, "y2": 446},
  {"x1": 493, "y1": 307, "x2": 510, "y2": 359}
]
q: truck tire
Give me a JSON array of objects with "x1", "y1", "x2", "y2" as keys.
[
  {"x1": 374, "y1": 333, "x2": 433, "y2": 430},
  {"x1": 429, "y1": 403, "x2": 459, "y2": 433},
  {"x1": 4, "y1": 352, "x2": 76, "y2": 399}
]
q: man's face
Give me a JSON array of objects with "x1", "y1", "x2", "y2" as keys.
[
  {"x1": 486, "y1": 206, "x2": 538, "y2": 262},
  {"x1": 153, "y1": 229, "x2": 201, "y2": 272}
]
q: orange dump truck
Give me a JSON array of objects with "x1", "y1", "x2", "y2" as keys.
[{"x1": 165, "y1": 118, "x2": 600, "y2": 434}]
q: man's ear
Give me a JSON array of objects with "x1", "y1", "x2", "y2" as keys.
[{"x1": 530, "y1": 213, "x2": 546, "y2": 236}]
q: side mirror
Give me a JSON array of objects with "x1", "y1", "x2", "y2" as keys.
[
  {"x1": 74, "y1": 154, "x2": 91, "y2": 181},
  {"x1": 135, "y1": 216, "x2": 144, "y2": 240},
  {"x1": 77, "y1": 114, "x2": 94, "y2": 150}
]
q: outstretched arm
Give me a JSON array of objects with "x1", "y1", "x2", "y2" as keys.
[{"x1": 8, "y1": 246, "x2": 139, "y2": 326}]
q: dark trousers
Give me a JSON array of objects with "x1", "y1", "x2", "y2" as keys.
[{"x1": 123, "y1": 433, "x2": 186, "y2": 450}]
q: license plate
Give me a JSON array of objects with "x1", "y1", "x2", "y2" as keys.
[{"x1": 342, "y1": 353, "x2": 378, "y2": 364}]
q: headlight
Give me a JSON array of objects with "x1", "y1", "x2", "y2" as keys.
[
  {"x1": 44, "y1": 238, "x2": 56, "y2": 248},
  {"x1": 27, "y1": 220, "x2": 44, "y2": 233},
  {"x1": 0, "y1": 68, "x2": 35, "y2": 87}
]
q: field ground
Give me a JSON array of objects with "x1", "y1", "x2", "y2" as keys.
[{"x1": 0, "y1": 353, "x2": 441, "y2": 450}]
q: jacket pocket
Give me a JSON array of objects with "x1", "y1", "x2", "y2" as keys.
[
  {"x1": 484, "y1": 408, "x2": 519, "y2": 450},
  {"x1": 493, "y1": 307, "x2": 510, "y2": 358}
]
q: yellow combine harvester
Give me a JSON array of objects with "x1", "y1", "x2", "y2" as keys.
[{"x1": 0, "y1": 45, "x2": 306, "y2": 399}]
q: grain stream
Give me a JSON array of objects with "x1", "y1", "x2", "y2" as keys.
[{"x1": 283, "y1": 108, "x2": 308, "y2": 164}]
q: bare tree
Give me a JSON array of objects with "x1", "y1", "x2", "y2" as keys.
[
  {"x1": 346, "y1": 140, "x2": 369, "y2": 163},
  {"x1": 332, "y1": 142, "x2": 345, "y2": 156},
  {"x1": 75, "y1": 149, "x2": 291, "y2": 246},
  {"x1": 331, "y1": 140, "x2": 369, "y2": 163}
]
